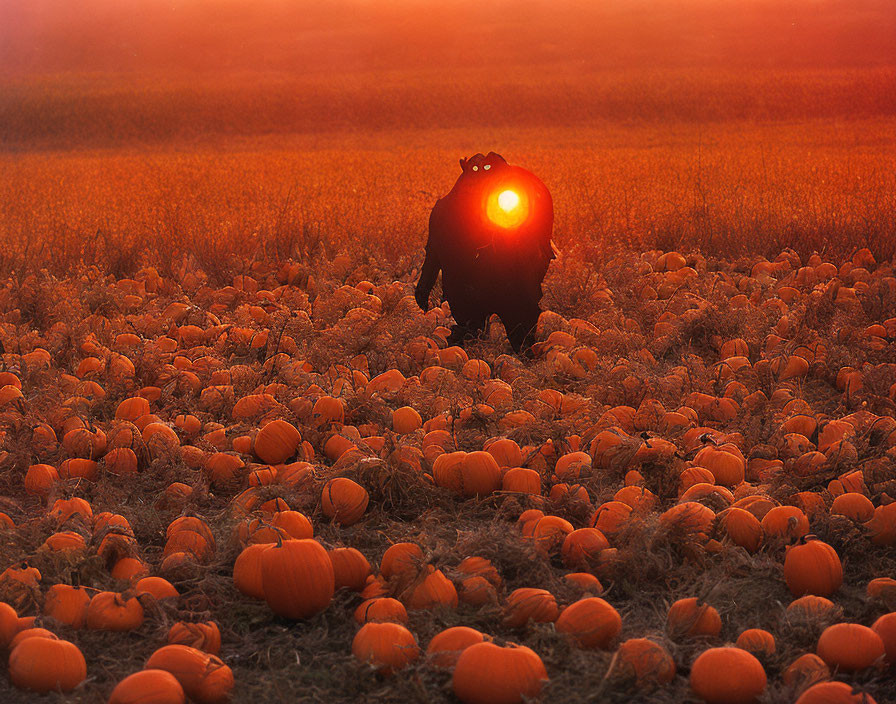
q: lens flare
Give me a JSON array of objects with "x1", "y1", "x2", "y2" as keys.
[
  {"x1": 498, "y1": 189, "x2": 520, "y2": 212},
  {"x1": 486, "y1": 186, "x2": 529, "y2": 228}
]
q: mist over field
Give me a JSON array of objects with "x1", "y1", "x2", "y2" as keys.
[{"x1": 2, "y1": 0, "x2": 896, "y2": 145}]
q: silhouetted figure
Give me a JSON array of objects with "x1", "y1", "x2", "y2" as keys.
[{"x1": 415, "y1": 152, "x2": 554, "y2": 354}]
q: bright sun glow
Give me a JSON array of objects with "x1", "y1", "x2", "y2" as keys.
[
  {"x1": 486, "y1": 186, "x2": 529, "y2": 228},
  {"x1": 498, "y1": 189, "x2": 520, "y2": 212}
]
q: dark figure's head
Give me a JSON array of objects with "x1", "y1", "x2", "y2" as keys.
[
  {"x1": 459, "y1": 152, "x2": 508, "y2": 177},
  {"x1": 415, "y1": 153, "x2": 555, "y2": 356}
]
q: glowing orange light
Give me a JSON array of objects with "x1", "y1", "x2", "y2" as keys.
[
  {"x1": 498, "y1": 189, "x2": 519, "y2": 212},
  {"x1": 486, "y1": 187, "x2": 529, "y2": 228}
]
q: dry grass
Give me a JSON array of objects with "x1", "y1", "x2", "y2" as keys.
[{"x1": 2, "y1": 119, "x2": 895, "y2": 282}]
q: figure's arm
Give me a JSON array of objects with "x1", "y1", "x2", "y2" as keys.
[{"x1": 415, "y1": 209, "x2": 442, "y2": 310}]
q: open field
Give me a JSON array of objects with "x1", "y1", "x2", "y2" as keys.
[
  {"x1": 2, "y1": 118, "x2": 896, "y2": 280},
  {"x1": 2, "y1": 0, "x2": 896, "y2": 702}
]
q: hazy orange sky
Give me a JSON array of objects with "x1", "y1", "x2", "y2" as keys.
[{"x1": 3, "y1": 0, "x2": 895, "y2": 76}]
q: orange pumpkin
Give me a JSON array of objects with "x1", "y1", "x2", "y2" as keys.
[
  {"x1": 615, "y1": 637, "x2": 676, "y2": 685},
  {"x1": 667, "y1": 598, "x2": 722, "y2": 639},
  {"x1": 452, "y1": 642, "x2": 548, "y2": 704},
  {"x1": 254, "y1": 420, "x2": 302, "y2": 464},
  {"x1": 321, "y1": 477, "x2": 369, "y2": 525},
  {"x1": 693, "y1": 444, "x2": 746, "y2": 486},
  {"x1": 719, "y1": 508, "x2": 762, "y2": 552},
  {"x1": 761, "y1": 506, "x2": 810, "y2": 541},
  {"x1": 400, "y1": 567, "x2": 458, "y2": 610},
  {"x1": 816, "y1": 623, "x2": 885, "y2": 672},
  {"x1": 329, "y1": 547, "x2": 371, "y2": 591},
  {"x1": 352, "y1": 622, "x2": 420, "y2": 674},
  {"x1": 555, "y1": 597, "x2": 622, "y2": 649},
  {"x1": 794, "y1": 682, "x2": 878, "y2": 704},
  {"x1": 871, "y1": 612, "x2": 896, "y2": 664},
  {"x1": 381, "y1": 542, "x2": 424, "y2": 580},
  {"x1": 783, "y1": 538, "x2": 842, "y2": 597},
  {"x1": 167, "y1": 621, "x2": 221, "y2": 655},
  {"x1": 109, "y1": 669, "x2": 186, "y2": 704},
  {"x1": 735, "y1": 629, "x2": 776, "y2": 657},
  {"x1": 145, "y1": 645, "x2": 234, "y2": 704},
  {"x1": 86, "y1": 592, "x2": 144, "y2": 631},
  {"x1": 8, "y1": 637, "x2": 87, "y2": 693},
  {"x1": 782, "y1": 653, "x2": 829, "y2": 688},
  {"x1": 689, "y1": 647, "x2": 766, "y2": 704},
  {"x1": 260, "y1": 539, "x2": 334, "y2": 619},
  {"x1": 353, "y1": 597, "x2": 408, "y2": 624},
  {"x1": 43, "y1": 583, "x2": 91, "y2": 628},
  {"x1": 503, "y1": 588, "x2": 559, "y2": 628},
  {"x1": 427, "y1": 626, "x2": 487, "y2": 669},
  {"x1": 561, "y1": 528, "x2": 610, "y2": 569}
]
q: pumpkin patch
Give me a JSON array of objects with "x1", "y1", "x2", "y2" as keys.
[{"x1": 0, "y1": 245, "x2": 894, "y2": 704}]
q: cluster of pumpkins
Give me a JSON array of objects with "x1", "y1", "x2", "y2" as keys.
[{"x1": 0, "y1": 245, "x2": 894, "y2": 702}]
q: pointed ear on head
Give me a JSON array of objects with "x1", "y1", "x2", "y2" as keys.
[
  {"x1": 459, "y1": 157, "x2": 468, "y2": 172},
  {"x1": 486, "y1": 152, "x2": 507, "y2": 164}
]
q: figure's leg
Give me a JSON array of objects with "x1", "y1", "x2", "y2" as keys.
[
  {"x1": 446, "y1": 296, "x2": 488, "y2": 348},
  {"x1": 499, "y1": 299, "x2": 541, "y2": 356}
]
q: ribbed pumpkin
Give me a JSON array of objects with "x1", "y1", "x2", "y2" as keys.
[
  {"x1": 786, "y1": 595, "x2": 838, "y2": 621},
  {"x1": 380, "y1": 542, "x2": 424, "y2": 580},
  {"x1": 352, "y1": 622, "x2": 420, "y2": 675},
  {"x1": 690, "y1": 647, "x2": 767, "y2": 704},
  {"x1": 735, "y1": 629, "x2": 776, "y2": 657},
  {"x1": 782, "y1": 653, "x2": 830, "y2": 687},
  {"x1": 501, "y1": 467, "x2": 541, "y2": 494},
  {"x1": 86, "y1": 592, "x2": 144, "y2": 631},
  {"x1": 427, "y1": 626, "x2": 488, "y2": 669},
  {"x1": 529, "y1": 515, "x2": 575, "y2": 555},
  {"x1": 658, "y1": 502, "x2": 715, "y2": 541},
  {"x1": 0, "y1": 601, "x2": 18, "y2": 647},
  {"x1": 135, "y1": 577, "x2": 179, "y2": 600},
  {"x1": 260, "y1": 539, "x2": 334, "y2": 618},
  {"x1": 452, "y1": 642, "x2": 548, "y2": 704},
  {"x1": 794, "y1": 681, "x2": 878, "y2": 704},
  {"x1": 667, "y1": 598, "x2": 722, "y2": 639},
  {"x1": 830, "y1": 492, "x2": 875, "y2": 522},
  {"x1": 254, "y1": 420, "x2": 301, "y2": 464},
  {"x1": 719, "y1": 508, "x2": 762, "y2": 552},
  {"x1": 233, "y1": 543, "x2": 269, "y2": 599},
  {"x1": 329, "y1": 547, "x2": 371, "y2": 591},
  {"x1": 392, "y1": 406, "x2": 422, "y2": 434},
  {"x1": 145, "y1": 645, "x2": 234, "y2": 704},
  {"x1": 761, "y1": 506, "x2": 810, "y2": 541},
  {"x1": 865, "y1": 502, "x2": 896, "y2": 546},
  {"x1": 555, "y1": 597, "x2": 622, "y2": 649},
  {"x1": 455, "y1": 556, "x2": 503, "y2": 590},
  {"x1": 693, "y1": 444, "x2": 745, "y2": 486},
  {"x1": 816, "y1": 623, "x2": 885, "y2": 671},
  {"x1": 43, "y1": 583, "x2": 91, "y2": 628},
  {"x1": 561, "y1": 528, "x2": 610, "y2": 568},
  {"x1": 321, "y1": 477, "x2": 369, "y2": 525},
  {"x1": 783, "y1": 538, "x2": 842, "y2": 597},
  {"x1": 8, "y1": 637, "x2": 87, "y2": 693},
  {"x1": 459, "y1": 451, "x2": 502, "y2": 497},
  {"x1": 354, "y1": 597, "x2": 408, "y2": 624},
  {"x1": 400, "y1": 567, "x2": 458, "y2": 610},
  {"x1": 503, "y1": 588, "x2": 559, "y2": 628},
  {"x1": 167, "y1": 621, "x2": 221, "y2": 655},
  {"x1": 871, "y1": 612, "x2": 896, "y2": 663},
  {"x1": 109, "y1": 669, "x2": 186, "y2": 704},
  {"x1": 564, "y1": 572, "x2": 603, "y2": 594},
  {"x1": 590, "y1": 501, "x2": 633, "y2": 539},
  {"x1": 614, "y1": 637, "x2": 676, "y2": 685}
]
